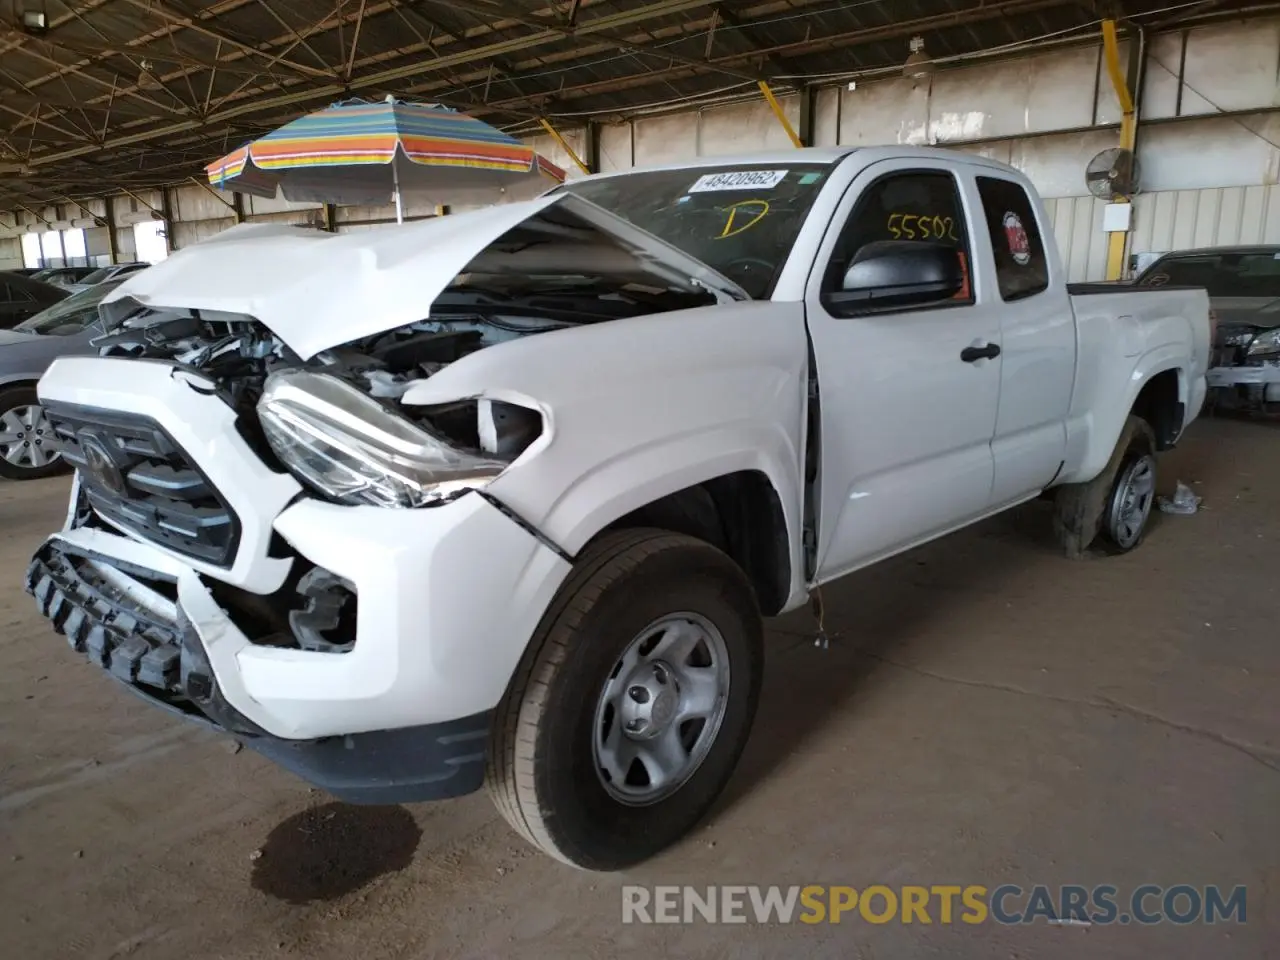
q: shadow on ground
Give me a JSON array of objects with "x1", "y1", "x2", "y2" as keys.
[{"x1": 251, "y1": 802, "x2": 421, "y2": 905}]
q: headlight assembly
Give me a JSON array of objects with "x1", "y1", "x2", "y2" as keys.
[
  {"x1": 258, "y1": 369, "x2": 509, "y2": 508},
  {"x1": 1246, "y1": 327, "x2": 1280, "y2": 359}
]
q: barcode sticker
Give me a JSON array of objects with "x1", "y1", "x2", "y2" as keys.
[{"x1": 688, "y1": 170, "x2": 788, "y2": 193}]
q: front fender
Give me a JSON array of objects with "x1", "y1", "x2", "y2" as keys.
[{"x1": 401, "y1": 301, "x2": 809, "y2": 593}]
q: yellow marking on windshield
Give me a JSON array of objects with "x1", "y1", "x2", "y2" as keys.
[{"x1": 718, "y1": 199, "x2": 771, "y2": 239}]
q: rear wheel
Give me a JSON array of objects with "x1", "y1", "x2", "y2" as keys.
[
  {"x1": 486, "y1": 528, "x2": 763, "y2": 870},
  {"x1": 0, "y1": 386, "x2": 65, "y2": 481},
  {"x1": 1100, "y1": 425, "x2": 1157, "y2": 553},
  {"x1": 1053, "y1": 415, "x2": 1156, "y2": 557}
]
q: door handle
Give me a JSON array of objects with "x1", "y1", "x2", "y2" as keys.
[{"x1": 961, "y1": 343, "x2": 1001, "y2": 363}]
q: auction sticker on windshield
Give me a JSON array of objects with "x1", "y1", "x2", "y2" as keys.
[{"x1": 689, "y1": 170, "x2": 789, "y2": 193}]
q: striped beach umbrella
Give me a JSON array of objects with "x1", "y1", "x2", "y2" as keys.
[{"x1": 206, "y1": 97, "x2": 566, "y2": 222}]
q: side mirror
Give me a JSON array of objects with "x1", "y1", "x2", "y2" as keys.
[{"x1": 828, "y1": 240, "x2": 965, "y2": 313}]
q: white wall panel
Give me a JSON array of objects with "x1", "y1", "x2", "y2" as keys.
[
  {"x1": 698, "y1": 97, "x2": 801, "y2": 155},
  {"x1": 814, "y1": 86, "x2": 840, "y2": 148},
  {"x1": 633, "y1": 112, "x2": 699, "y2": 166},
  {"x1": 598, "y1": 122, "x2": 633, "y2": 172},
  {"x1": 1179, "y1": 21, "x2": 1280, "y2": 115},
  {"x1": 1138, "y1": 114, "x2": 1280, "y2": 192},
  {"x1": 1142, "y1": 32, "x2": 1183, "y2": 120},
  {"x1": 246, "y1": 193, "x2": 321, "y2": 215},
  {"x1": 0, "y1": 236, "x2": 21, "y2": 269},
  {"x1": 838, "y1": 79, "x2": 929, "y2": 145}
]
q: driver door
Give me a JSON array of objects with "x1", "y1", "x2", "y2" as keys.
[{"x1": 805, "y1": 160, "x2": 1002, "y2": 583}]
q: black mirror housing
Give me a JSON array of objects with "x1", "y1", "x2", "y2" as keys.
[{"x1": 828, "y1": 240, "x2": 965, "y2": 313}]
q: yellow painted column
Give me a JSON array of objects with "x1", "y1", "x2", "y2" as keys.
[
  {"x1": 759, "y1": 81, "x2": 804, "y2": 148},
  {"x1": 1102, "y1": 19, "x2": 1136, "y2": 281},
  {"x1": 538, "y1": 118, "x2": 591, "y2": 175}
]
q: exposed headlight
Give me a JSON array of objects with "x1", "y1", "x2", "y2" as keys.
[
  {"x1": 257, "y1": 369, "x2": 508, "y2": 508},
  {"x1": 1246, "y1": 328, "x2": 1280, "y2": 359}
]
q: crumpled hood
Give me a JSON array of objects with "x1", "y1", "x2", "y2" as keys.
[{"x1": 99, "y1": 193, "x2": 748, "y2": 361}]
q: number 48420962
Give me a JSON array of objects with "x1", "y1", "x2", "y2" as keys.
[{"x1": 888, "y1": 213, "x2": 959, "y2": 242}]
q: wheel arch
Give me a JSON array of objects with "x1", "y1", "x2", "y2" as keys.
[
  {"x1": 1061, "y1": 355, "x2": 1187, "y2": 485},
  {"x1": 603, "y1": 468, "x2": 793, "y2": 616}
]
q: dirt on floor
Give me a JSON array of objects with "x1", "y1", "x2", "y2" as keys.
[{"x1": 0, "y1": 416, "x2": 1277, "y2": 960}]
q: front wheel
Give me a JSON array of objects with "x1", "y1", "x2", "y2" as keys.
[
  {"x1": 0, "y1": 386, "x2": 65, "y2": 481},
  {"x1": 486, "y1": 529, "x2": 763, "y2": 870}
]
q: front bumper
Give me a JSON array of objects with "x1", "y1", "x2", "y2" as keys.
[
  {"x1": 27, "y1": 537, "x2": 491, "y2": 803},
  {"x1": 29, "y1": 358, "x2": 574, "y2": 802},
  {"x1": 1206, "y1": 363, "x2": 1280, "y2": 407},
  {"x1": 1207, "y1": 363, "x2": 1280, "y2": 389}
]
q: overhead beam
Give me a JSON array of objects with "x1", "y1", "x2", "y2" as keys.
[
  {"x1": 26, "y1": 0, "x2": 727, "y2": 169},
  {"x1": 433, "y1": 0, "x2": 775, "y2": 85},
  {"x1": 711, "y1": 4, "x2": 793, "y2": 78},
  {"x1": 482, "y1": 0, "x2": 1064, "y2": 115}
]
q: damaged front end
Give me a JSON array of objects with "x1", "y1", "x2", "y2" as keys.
[
  {"x1": 26, "y1": 191, "x2": 747, "y2": 801},
  {"x1": 1206, "y1": 322, "x2": 1280, "y2": 413}
]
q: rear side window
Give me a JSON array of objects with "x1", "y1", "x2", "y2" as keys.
[{"x1": 976, "y1": 176, "x2": 1049, "y2": 301}]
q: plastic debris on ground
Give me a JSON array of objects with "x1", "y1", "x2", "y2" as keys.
[{"x1": 1158, "y1": 481, "x2": 1202, "y2": 515}]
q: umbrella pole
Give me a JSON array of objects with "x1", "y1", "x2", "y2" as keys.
[{"x1": 393, "y1": 156, "x2": 404, "y2": 224}]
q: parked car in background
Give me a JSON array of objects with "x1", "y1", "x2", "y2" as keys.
[
  {"x1": 63, "y1": 262, "x2": 150, "y2": 293},
  {"x1": 0, "y1": 272, "x2": 69, "y2": 329},
  {"x1": 0, "y1": 278, "x2": 125, "y2": 480},
  {"x1": 1135, "y1": 245, "x2": 1280, "y2": 412},
  {"x1": 30, "y1": 266, "x2": 97, "y2": 288}
]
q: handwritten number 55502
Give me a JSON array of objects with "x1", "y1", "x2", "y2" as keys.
[{"x1": 887, "y1": 213, "x2": 959, "y2": 242}]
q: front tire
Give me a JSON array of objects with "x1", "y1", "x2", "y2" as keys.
[
  {"x1": 487, "y1": 528, "x2": 763, "y2": 870},
  {"x1": 0, "y1": 386, "x2": 65, "y2": 481}
]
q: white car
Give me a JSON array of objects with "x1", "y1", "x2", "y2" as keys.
[{"x1": 27, "y1": 147, "x2": 1211, "y2": 870}]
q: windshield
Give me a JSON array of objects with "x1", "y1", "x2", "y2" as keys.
[
  {"x1": 14, "y1": 279, "x2": 124, "y2": 336},
  {"x1": 1137, "y1": 251, "x2": 1280, "y2": 298},
  {"x1": 80, "y1": 267, "x2": 114, "y2": 284},
  {"x1": 562, "y1": 163, "x2": 833, "y2": 299}
]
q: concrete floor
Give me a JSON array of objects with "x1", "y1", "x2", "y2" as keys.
[{"x1": 0, "y1": 417, "x2": 1276, "y2": 959}]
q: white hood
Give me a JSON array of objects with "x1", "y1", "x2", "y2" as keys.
[{"x1": 99, "y1": 194, "x2": 748, "y2": 361}]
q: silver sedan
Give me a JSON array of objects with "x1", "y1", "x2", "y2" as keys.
[{"x1": 0, "y1": 278, "x2": 128, "y2": 480}]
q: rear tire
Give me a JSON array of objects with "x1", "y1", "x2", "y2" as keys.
[
  {"x1": 486, "y1": 528, "x2": 763, "y2": 871},
  {"x1": 1053, "y1": 415, "x2": 1156, "y2": 558},
  {"x1": 0, "y1": 386, "x2": 65, "y2": 481}
]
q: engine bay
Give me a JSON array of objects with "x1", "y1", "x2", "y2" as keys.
[{"x1": 91, "y1": 281, "x2": 708, "y2": 462}]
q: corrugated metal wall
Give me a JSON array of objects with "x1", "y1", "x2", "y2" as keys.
[
  {"x1": 1131, "y1": 185, "x2": 1280, "y2": 253},
  {"x1": 1048, "y1": 185, "x2": 1280, "y2": 282}
]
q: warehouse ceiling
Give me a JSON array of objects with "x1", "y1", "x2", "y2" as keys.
[{"x1": 0, "y1": 0, "x2": 1271, "y2": 210}]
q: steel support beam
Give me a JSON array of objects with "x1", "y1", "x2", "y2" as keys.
[
  {"x1": 538, "y1": 117, "x2": 591, "y2": 174},
  {"x1": 758, "y1": 81, "x2": 803, "y2": 148},
  {"x1": 431, "y1": 0, "x2": 774, "y2": 85},
  {"x1": 159, "y1": 186, "x2": 175, "y2": 253},
  {"x1": 1102, "y1": 18, "x2": 1145, "y2": 280}
]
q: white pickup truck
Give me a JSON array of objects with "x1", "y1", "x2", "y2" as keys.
[{"x1": 27, "y1": 146, "x2": 1210, "y2": 870}]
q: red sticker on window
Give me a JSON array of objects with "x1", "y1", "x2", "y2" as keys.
[{"x1": 1003, "y1": 212, "x2": 1031, "y2": 266}]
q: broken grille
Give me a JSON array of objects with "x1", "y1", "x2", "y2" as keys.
[{"x1": 44, "y1": 401, "x2": 240, "y2": 568}]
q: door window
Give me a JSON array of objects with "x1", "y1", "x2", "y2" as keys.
[
  {"x1": 824, "y1": 170, "x2": 973, "y2": 307},
  {"x1": 976, "y1": 176, "x2": 1049, "y2": 301}
]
